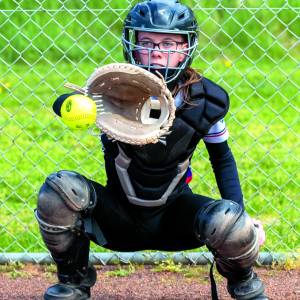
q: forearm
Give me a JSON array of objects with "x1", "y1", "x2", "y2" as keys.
[{"x1": 205, "y1": 141, "x2": 244, "y2": 209}]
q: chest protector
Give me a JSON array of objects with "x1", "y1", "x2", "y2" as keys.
[{"x1": 102, "y1": 77, "x2": 229, "y2": 206}]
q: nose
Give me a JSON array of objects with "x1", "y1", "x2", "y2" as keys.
[{"x1": 151, "y1": 45, "x2": 162, "y2": 57}]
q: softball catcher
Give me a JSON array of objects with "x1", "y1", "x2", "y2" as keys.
[{"x1": 36, "y1": 1, "x2": 268, "y2": 299}]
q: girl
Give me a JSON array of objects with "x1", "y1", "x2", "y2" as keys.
[{"x1": 36, "y1": 1, "x2": 267, "y2": 299}]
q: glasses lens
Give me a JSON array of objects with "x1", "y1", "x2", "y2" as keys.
[
  {"x1": 136, "y1": 41, "x2": 152, "y2": 54},
  {"x1": 159, "y1": 41, "x2": 177, "y2": 50},
  {"x1": 136, "y1": 40, "x2": 181, "y2": 53},
  {"x1": 138, "y1": 41, "x2": 153, "y2": 48}
]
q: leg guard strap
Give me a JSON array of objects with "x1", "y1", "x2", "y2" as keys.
[{"x1": 34, "y1": 209, "x2": 78, "y2": 233}]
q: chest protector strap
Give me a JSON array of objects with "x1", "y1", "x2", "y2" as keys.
[{"x1": 115, "y1": 144, "x2": 190, "y2": 207}]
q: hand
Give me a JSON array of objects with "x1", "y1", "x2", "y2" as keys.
[{"x1": 252, "y1": 218, "x2": 266, "y2": 246}]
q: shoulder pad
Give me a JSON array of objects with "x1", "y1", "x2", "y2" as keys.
[{"x1": 180, "y1": 77, "x2": 229, "y2": 135}]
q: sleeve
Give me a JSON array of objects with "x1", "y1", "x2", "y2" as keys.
[
  {"x1": 203, "y1": 119, "x2": 229, "y2": 143},
  {"x1": 205, "y1": 140, "x2": 244, "y2": 209}
]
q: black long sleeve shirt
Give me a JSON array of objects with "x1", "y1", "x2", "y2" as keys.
[{"x1": 205, "y1": 141, "x2": 244, "y2": 209}]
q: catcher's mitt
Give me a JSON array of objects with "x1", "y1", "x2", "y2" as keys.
[{"x1": 64, "y1": 63, "x2": 176, "y2": 145}]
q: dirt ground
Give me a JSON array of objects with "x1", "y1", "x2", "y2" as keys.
[{"x1": 0, "y1": 264, "x2": 299, "y2": 300}]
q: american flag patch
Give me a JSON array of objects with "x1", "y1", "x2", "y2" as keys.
[{"x1": 185, "y1": 166, "x2": 193, "y2": 184}]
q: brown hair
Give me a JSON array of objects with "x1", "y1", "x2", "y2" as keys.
[{"x1": 171, "y1": 67, "x2": 202, "y2": 105}]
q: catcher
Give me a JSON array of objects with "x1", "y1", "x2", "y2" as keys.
[{"x1": 35, "y1": 1, "x2": 268, "y2": 299}]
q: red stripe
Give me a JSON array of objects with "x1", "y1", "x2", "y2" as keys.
[
  {"x1": 205, "y1": 129, "x2": 227, "y2": 138},
  {"x1": 185, "y1": 176, "x2": 192, "y2": 184}
]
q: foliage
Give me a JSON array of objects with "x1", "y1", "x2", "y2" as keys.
[
  {"x1": 0, "y1": 262, "x2": 29, "y2": 279},
  {"x1": 0, "y1": 1, "x2": 299, "y2": 63},
  {"x1": 152, "y1": 259, "x2": 183, "y2": 273},
  {"x1": 105, "y1": 264, "x2": 136, "y2": 277}
]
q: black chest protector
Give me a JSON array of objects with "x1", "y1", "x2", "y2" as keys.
[{"x1": 102, "y1": 77, "x2": 229, "y2": 206}]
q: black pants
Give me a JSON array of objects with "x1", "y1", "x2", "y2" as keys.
[
  {"x1": 38, "y1": 174, "x2": 255, "y2": 283},
  {"x1": 89, "y1": 180, "x2": 215, "y2": 252}
]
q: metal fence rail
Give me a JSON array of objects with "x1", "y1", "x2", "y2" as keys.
[
  {"x1": 0, "y1": 252, "x2": 298, "y2": 266},
  {"x1": 0, "y1": 0, "x2": 299, "y2": 263}
]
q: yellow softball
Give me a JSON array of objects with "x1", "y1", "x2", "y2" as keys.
[{"x1": 60, "y1": 94, "x2": 97, "y2": 129}]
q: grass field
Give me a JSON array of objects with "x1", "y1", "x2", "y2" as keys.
[
  {"x1": 1, "y1": 57, "x2": 299, "y2": 253},
  {"x1": 0, "y1": 1, "x2": 299, "y2": 254}
]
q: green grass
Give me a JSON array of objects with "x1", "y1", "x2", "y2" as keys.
[
  {"x1": 0, "y1": 1, "x2": 299, "y2": 64},
  {"x1": 105, "y1": 264, "x2": 137, "y2": 277},
  {"x1": 0, "y1": 1, "x2": 299, "y2": 254},
  {"x1": 0, "y1": 57, "x2": 299, "y2": 253}
]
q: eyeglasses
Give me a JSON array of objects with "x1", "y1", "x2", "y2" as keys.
[{"x1": 136, "y1": 40, "x2": 184, "y2": 52}]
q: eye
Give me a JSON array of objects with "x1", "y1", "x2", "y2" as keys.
[
  {"x1": 139, "y1": 41, "x2": 153, "y2": 48},
  {"x1": 161, "y1": 41, "x2": 176, "y2": 49}
]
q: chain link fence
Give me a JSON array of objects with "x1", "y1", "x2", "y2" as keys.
[{"x1": 0, "y1": 0, "x2": 299, "y2": 263}]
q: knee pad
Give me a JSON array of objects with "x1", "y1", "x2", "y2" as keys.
[
  {"x1": 194, "y1": 199, "x2": 259, "y2": 266},
  {"x1": 35, "y1": 170, "x2": 96, "y2": 253}
]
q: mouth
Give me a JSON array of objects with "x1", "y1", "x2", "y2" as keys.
[{"x1": 150, "y1": 64, "x2": 165, "y2": 68}]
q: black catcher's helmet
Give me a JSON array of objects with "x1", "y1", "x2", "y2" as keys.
[{"x1": 122, "y1": 0, "x2": 198, "y2": 84}]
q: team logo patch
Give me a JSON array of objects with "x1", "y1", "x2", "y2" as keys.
[{"x1": 66, "y1": 100, "x2": 72, "y2": 112}]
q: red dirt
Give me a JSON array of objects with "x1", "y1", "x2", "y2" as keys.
[{"x1": 0, "y1": 264, "x2": 299, "y2": 299}]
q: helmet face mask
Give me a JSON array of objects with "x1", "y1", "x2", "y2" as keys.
[
  {"x1": 122, "y1": 0, "x2": 198, "y2": 84},
  {"x1": 122, "y1": 28, "x2": 197, "y2": 83}
]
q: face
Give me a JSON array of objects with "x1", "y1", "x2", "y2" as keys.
[{"x1": 135, "y1": 31, "x2": 188, "y2": 69}]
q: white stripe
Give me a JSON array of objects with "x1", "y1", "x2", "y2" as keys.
[{"x1": 203, "y1": 119, "x2": 229, "y2": 143}]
